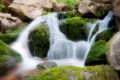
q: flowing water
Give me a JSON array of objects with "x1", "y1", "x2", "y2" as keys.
[{"x1": 10, "y1": 11, "x2": 113, "y2": 71}]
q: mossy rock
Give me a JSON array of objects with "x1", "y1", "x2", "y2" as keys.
[
  {"x1": 0, "y1": 33, "x2": 19, "y2": 44},
  {"x1": 96, "y1": 27, "x2": 117, "y2": 42},
  {"x1": 60, "y1": 17, "x2": 87, "y2": 41},
  {"x1": 25, "y1": 65, "x2": 119, "y2": 80},
  {"x1": 0, "y1": 40, "x2": 21, "y2": 76},
  {"x1": 85, "y1": 40, "x2": 107, "y2": 65},
  {"x1": 0, "y1": 23, "x2": 28, "y2": 44},
  {"x1": 29, "y1": 24, "x2": 49, "y2": 58}
]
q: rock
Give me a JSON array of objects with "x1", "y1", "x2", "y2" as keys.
[
  {"x1": 25, "y1": 65, "x2": 119, "y2": 80},
  {"x1": 0, "y1": 13, "x2": 23, "y2": 33},
  {"x1": 0, "y1": 0, "x2": 13, "y2": 7},
  {"x1": 8, "y1": 0, "x2": 56, "y2": 20},
  {"x1": 0, "y1": 40, "x2": 21, "y2": 76},
  {"x1": 112, "y1": 0, "x2": 120, "y2": 30},
  {"x1": 37, "y1": 62, "x2": 57, "y2": 70},
  {"x1": 106, "y1": 32, "x2": 120, "y2": 70},
  {"x1": 53, "y1": 3, "x2": 66, "y2": 12},
  {"x1": 28, "y1": 24, "x2": 49, "y2": 58},
  {"x1": 60, "y1": 17, "x2": 87, "y2": 41},
  {"x1": 0, "y1": 23, "x2": 28, "y2": 44},
  {"x1": 85, "y1": 40, "x2": 107, "y2": 65},
  {"x1": 77, "y1": 0, "x2": 111, "y2": 17}
]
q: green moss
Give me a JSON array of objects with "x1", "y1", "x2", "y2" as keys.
[
  {"x1": 0, "y1": 33, "x2": 19, "y2": 44},
  {"x1": 29, "y1": 24, "x2": 49, "y2": 58},
  {"x1": 60, "y1": 17, "x2": 87, "y2": 41},
  {"x1": 96, "y1": 27, "x2": 117, "y2": 42},
  {"x1": 25, "y1": 65, "x2": 119, "y2": 80},
  {"x1": 0, "y1": 40, "x2": 21, "y2": 62},
  {"x1": 85, "y1": 40, "x2": 107, "y2": 65},
  {"x1": 0, "y1": 23, "x2": 28, "y2": 44}
]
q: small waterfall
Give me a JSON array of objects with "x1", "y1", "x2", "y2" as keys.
[
  {"x1": 47, "y1": 11, "x2": 113, "y2": 66},
  {"x1": 10, "y1": 16, "x2": 46, "y2": 71},
  {"x1": 10, "y1": 11, "x2": 113, "y2": 71}
]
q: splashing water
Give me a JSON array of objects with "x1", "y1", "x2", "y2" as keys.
[{"x1": 10, "y1": 11, "x2": 113, "y2": 71}]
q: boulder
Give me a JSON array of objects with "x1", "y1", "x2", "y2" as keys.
[
  {"x1": 0, "y1": 13, "x2": 23, "y2": 33},
  {"x1": 25, "y1": 65, "x2": 119, "y2": 80},
  {"x1": 0, "y1": 40, "x2": 21, "y2": 76},
  {"x1": 85, "y1": 40, "x2": 107, "y2": 65},
  {"x1": 112, "y1": 0, "x2": 120, "y2": 30},
  {"x1": 106, "y1": 32, "x2": 120, "y2": 70},
  {"x1": 60, "y1": 17, "x2": 87, "y2": 41},
  {"x1": 28, "y1": 24, "x2": 49, "y2": 58},
  {"x1": 8, "y1": 0, "x2": 56, "y2": 20},
  {"x1": 37, "y1": 62, "x2": 57, "y2": 70},
  {"x1": 77, "y1": 0, "x2": 111, "y2": 17}
]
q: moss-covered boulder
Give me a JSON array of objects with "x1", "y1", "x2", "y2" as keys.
[
  {"x1": 29, "y1": 24, "x2": 49, "y2": 58},
  {"x1": 0, "y1": 40, "x2": 21, "y2": 76},
  {"x1": 85, "y1": 40, "x2": 107, "y2": 65},
  {"x1": 96, "y1": 27, "x2": 117, "y2": 42},
  {"x1": 25, "y1": 65, "x2": 119, "y2": 80},
  {"x1": 60, "y1": 17, "x2": 87, "y2": 41}
]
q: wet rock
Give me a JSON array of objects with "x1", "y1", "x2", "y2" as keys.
[
  {"x1": 106, "y1": 31, "x2": 120, "y2": 70},
  {"x1": 0, "y1": 13, "x2": 22, "y2": 33},
  {"x1": 37, "y1": 62, "x2": 57, "y2": 70}
]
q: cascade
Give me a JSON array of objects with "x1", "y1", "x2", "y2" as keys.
[
  {"x1": 10, "y1": 11, "x2": 113, "y2": 71},
  {"x1": 47, "y1": 11, "x2": 113, "y2": 66}
]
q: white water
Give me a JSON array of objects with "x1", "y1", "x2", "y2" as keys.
[
  {"x1": 10, "y1": 11, "x2": 113, "y2": 71},
  {"x1": 47, "y1": 11, "x2": 113, "y2": 66},
  {"x1": 10, "y1": 16, "x2": 46, "y2": 71}
]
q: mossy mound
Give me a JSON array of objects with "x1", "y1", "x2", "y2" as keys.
[
  {"x1": 25, "y1": 65, "x2": 119, "y2": 80},
  {"x1": 0, "y1": 40, "x2": 21, "y2": 76},
  {"x1": 29, "y1": 24, "x2": 49, "y2": 58},
  {"x1": 60, "y1": 17, "x2": 87, "y2": 41},
  {"x1": 85, "y1": 40, "x2": 107, "y2": 65}
]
